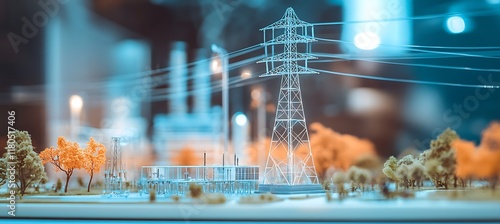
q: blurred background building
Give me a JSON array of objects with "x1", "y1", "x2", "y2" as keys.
[{"x1": 1, "y1": 0, "x2": 500, "y2": 181}]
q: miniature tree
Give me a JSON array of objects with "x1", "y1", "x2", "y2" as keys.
[
  {"x1": 382, "y1": 156, "x2": 399, "y2": 190},
  {"x1": 55, "y1": 178, "x2": 62, "y2": 193},
  {"x1": 352, "y1": 154, "x2": 382, "y2": 171},
  {"x1": 332, "y1": 171, "x2": 346, "y2": 197},
  {"x1": 397, "y1": 154, "x2": 416, "y2": 166},
  {"x1": 310, "y1": 123, "x2": 377, "y2": 178},
  {"x1": 452, "y1": 122, "x2": 500, "y2": 189},
  {"x1": 0, "y1": 157, "x2": 6, "y2": 187},
  {"x1": 82, "y1": 137, "x2": 106, "y2": 192},
  {"x1": 40, "y1": 136, "x2": 84, "y2": 193},
  {"x1": 346, "y1": 166, "x2": 371, "y2": 192},
  {"x1": 189, "y1": 183, "x2": 203, "y2": 198},
  {"x1": 423, "y1": 128, "x2": 458, "y2": 189},
  {"x1": 77, "y1": 176, "x2": 85, "y2": 188},
  {"x1": 452, "y1": 139, "x2": 476, "y2": 187},
  {"x1": 4, "y1": 130, "x2": 48, "y2": 196},
  {"x1": 172, "y1": 147, "x2": 202, "y2": 166},
  {"x1": 480, "y1": 122, "x2": 500, "y2": 151},
  {"x1": 408, "y1": 162, "x2": 425, "y2": 189},
  {"x1": 393, "y1": 154, "x2": 424, "y2": 189},
  {"x1": 479, "y1": 122, "x2": 500, "y2": 188},
  {"x1": 396, "y1": 164, "x2": 410, "y2": 189}
]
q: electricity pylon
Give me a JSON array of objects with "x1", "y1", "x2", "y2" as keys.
[
  {"x1": 257, "y1": 7, "x2": 321, "y2": 193},
  {"x1": 104, "y1": 137, "x2": 128, "y2": 197}
]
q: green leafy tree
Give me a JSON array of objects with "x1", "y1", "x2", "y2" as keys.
[
  {"x1": 409, "y1": 162, "x2": 425, "y2": 189},
  {"x1": 4, "y1": 130, "x2": 48, "y2": 196},
  {"x1": 396, "y1": 164, "x2": 410, "y2": 189},
  {"x1": 382, "y1": 156, "x2": 399, "y2": 190},
  {"x1": 55, "y1": 178, "x2": 62, "y2": 193},
  {"x1": 347, "y1": 166, "x2": 371, "y2": 192},
  {"x1": 423, "y1": 128, "x2": 458, "y2": 189},
  {"x1": 0, "y1": 157, "x2": 7, "y2": 187},
  {"x1": 332, "y1": 171, "x2": 346, "y2": 197}
]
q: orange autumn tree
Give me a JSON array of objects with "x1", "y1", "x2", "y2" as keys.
[
  {"x1": 309, "y1": 123, "x2": 377, "y2": 179},
  {"x1": 172, "y1": 147, "x2": 202, "y2": 166},
  {"x1": 452, "y1": 122, "x2": 500, "y2": 188},
  {"x1": 39, "y1": 137, "x2": 84, "y2": 193},
  {"x1": 452, "y1": 139, "x2": 476, "y2": 182},
  {"x1": 82, "y1": 137, "x2": 106, "y2": 192}
]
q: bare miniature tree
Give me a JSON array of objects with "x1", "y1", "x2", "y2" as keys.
[
  {"x1": 382, "y1": 156, "x2": 399, "y2": 191},
  {"x1": 5, "y1": 130, "x2": 48, "y2": 196}
]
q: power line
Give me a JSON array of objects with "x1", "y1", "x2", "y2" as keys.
[
  {"x1": 314, "y1": 37, "x2": 500, "y2": 59},
  {"x1": 311, "y1": 53, "x2": 500, "y2": 73},
  {"x1": 313, "y1": 68, "x2": 500, "y2": 89},
  {"x1": 311, "y1": 8, "x2": 500, "y2": 26}
]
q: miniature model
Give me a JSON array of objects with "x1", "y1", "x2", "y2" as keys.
[
  {"x1": 382, "y1": 128, "x2": 458, "y2": 190},
  {"x1": 40, "y1": 136, "x2": 107, "y2": 193},
  {"x1": 3, "y1": 130, "x2": 47, "y2": 196},
  {"x1": 452, "y1": 122, "x2": 500, "y2": 189},
  {"x1": 104, "y1": 137, "x2": 128, "y2": 196},
  {"x1": 257, "y1": 7, "x2": 322, "y2": 194},
  {"x1": 139, "y1": 164, "x2": 259, "y2": 195},
  {"x1": 82, "y1": 137, "x2": 106, "y2": 192},
  {"x1": 40, "y1": 137, "x2": 85, "y2": 193}
]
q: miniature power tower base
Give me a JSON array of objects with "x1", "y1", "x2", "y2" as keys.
[
  {"x1": 257, "y1": 7, "x2": 323, "y2": 194},
  {"x1": 103, "y1": 137, "x2": 129, "y2": 197}
]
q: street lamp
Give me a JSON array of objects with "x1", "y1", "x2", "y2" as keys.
[
  {"x1": 69, "y1": 95, "x2": 83, "y2": 140},
  {"x1": 211, "y1": 44, "x2": 229, "y2": 160},
  {"x1": 251, "y1": 87, "x2": 266, "y2": 178}
]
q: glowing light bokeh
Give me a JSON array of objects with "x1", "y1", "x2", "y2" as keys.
[
  {"x1": 235, "y1": 113, "x2": 248, "y2": 126},
  {"x1": 446, "y1": 16, "x2": 466, "y2": 34},
  {"x1": 354, "y1": 32, "x2": 381, "y2": 50},
  {"x1": 70, "y1": 95, "x2": 83, "y2": 112}
]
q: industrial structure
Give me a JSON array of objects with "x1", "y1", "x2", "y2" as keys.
[
  {"x1": 139, "y1": 165, "x2": 259, "y2": 195},
  {"x1": 104, "y1": 137, "x2": 129, "y2": 196},
  {"x1": 257, "y1": 8, "x2": 322, "y2": 193},
  {"x1": 153, "y1": 43, "x2": 223, "y2": 165}
]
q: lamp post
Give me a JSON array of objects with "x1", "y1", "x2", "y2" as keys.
[
  {"x1": 69, "y1": 95, "x2": 83, "y2": 141},
  {"x1": 211, "y1": 44, "x2": 229, "y2": 161},
  {"x1": 251, "y1": 87, "x2": 266, "y2": 178}
]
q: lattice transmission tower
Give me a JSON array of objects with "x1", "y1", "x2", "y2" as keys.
[
  {"x1": 257, "y1": 7, "x2": 321, "y2": 193},
  {"x1": 104, "y1": 137, "x2": 128, "y2": 197}
]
